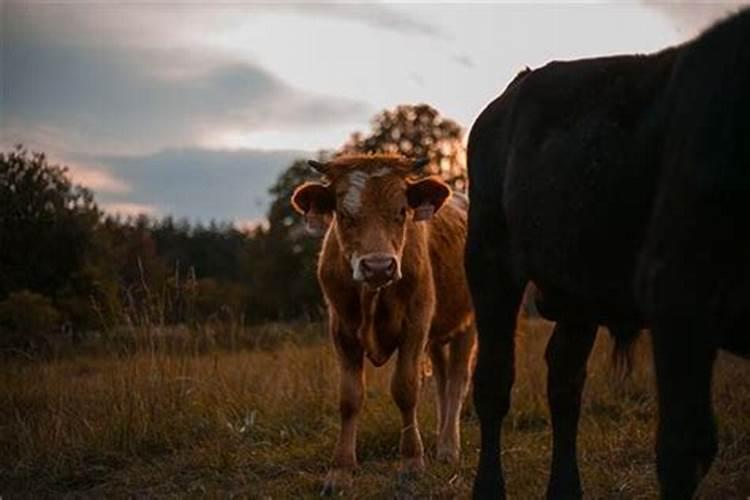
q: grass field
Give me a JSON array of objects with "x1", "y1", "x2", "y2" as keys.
[{"x1": 1, "y1": 318, "x2": 748, "y2": 498}]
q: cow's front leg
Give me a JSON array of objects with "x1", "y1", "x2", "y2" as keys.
[
  {"x1": 391, "y1": 317, "x2": 430, "y2": 476},
  {"x1": 322, "y1": 317, "x2": 365, "y2": 496}
]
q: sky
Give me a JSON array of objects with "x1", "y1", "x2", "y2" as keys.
[{"x1": 1, "y1": 1, "x2": 746, "y2": 225}]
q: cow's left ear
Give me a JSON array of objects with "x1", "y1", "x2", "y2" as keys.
[{"x1": 406, "y1": 177, "x2": 451, "y2": 222}]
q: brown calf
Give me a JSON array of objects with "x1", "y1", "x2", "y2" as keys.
[{"x1": 291, "y1": 154, "x2": 475, "y2": 493}]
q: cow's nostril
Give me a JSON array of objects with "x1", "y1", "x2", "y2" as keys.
[{"x1": 360, "y1": 256, "x2": 397, "y2": 282}]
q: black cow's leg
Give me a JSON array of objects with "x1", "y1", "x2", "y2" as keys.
[
  {"x1": 545, "y1": 321, "x2": 597, "y2": 499},
  {"x1": 652, "y1": 320, "x2": 718, "y2": 500},
  {"x1": 469, "y1": 273, "x2": 524, "y2": 499}
]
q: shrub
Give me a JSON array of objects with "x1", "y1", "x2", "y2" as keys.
[{"x1": 0, "y1": 290, "x2": 61, "y2": 352}]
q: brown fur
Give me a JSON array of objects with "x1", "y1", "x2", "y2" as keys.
[{"x1": 291, "y1": 154, "x2": 475, "y2": 493}]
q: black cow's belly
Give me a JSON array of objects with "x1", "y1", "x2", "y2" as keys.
[
  {"x1": 500, "y1": 57, "x2": 668, "y2": 325},
  {"x1": 508, "y1": 176, "x2": 648, "y2": 325}
]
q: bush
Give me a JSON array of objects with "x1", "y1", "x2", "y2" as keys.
[{"x1": 0, "y1": 290, "x2": 62, "y2": 351}]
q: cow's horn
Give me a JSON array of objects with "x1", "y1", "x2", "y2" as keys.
[
  {"x1": 412, "y1": 157, "x2": 430, "y2": 174},
  {"x1": 308, "y1": 160, "x2": 329, "y2": 175}
]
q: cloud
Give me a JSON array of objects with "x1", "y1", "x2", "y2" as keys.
[
  {"x1": 291, "y1": 4, "x2": 445, "y2": 39},
  {"x1": 1, "y1": 6, "x2": 370, "y2": 156},
  {"x1": 641, "y1": 1, "x2": 748, "y2": 38},
  {"x1": 1, "y1": 2, "x2": 443, "y2": 46},
  {"x1": 452, "y1": 54, "x2": 475, "y2": 69},
  {"x1": 3, "y1": 1, "x2": 710, "y2": 225},
  {"x1": 66, "y1": 162, "x2": 131, "y2": 195},
  {"x1": 80, "y1": 148, "x2": 309, "y2": 223}
]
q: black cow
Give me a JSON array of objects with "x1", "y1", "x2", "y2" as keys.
[{"x1": 466, "y1": 8, "x2": 749, "y2": 500}]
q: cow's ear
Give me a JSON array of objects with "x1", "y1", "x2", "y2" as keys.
[
  {"x1": 291, "y1": 182, "x2": 336, "y2": 235},
  {"x1": 406, "y1": 177, "x2": 451, "y2": 222}
]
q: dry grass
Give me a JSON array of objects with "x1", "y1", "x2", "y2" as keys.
[{"x1": 1, "y1": 318, "x2": 748, "y2": 498}]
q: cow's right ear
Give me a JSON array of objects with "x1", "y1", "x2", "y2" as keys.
[{"x1": 291, "y1": 182, "x2": 336, "y2": 235}]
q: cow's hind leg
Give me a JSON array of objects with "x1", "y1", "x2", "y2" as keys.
[
  {"x1": 322, "y1": 316, "x2": 365, "y2": 496},
  {"x1": 652, "y1": 320, "x2": 718, "y2": 500},
  {"x1": 437, "y1": 327, "x2": 476, "y2": 463},
  {"x1": 429, "y1": 341, "x2": 449, "y2": 441},
  {"x1": 545, "y1": 320, "x2": 597, "y2": 499},
  {"x1": 467, "y1": 256, "x2": 524, "y2": 498}
]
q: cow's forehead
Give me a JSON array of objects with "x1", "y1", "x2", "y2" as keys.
[{"x1": 336, "y1": 167, "x2": 403, "y2": 215}]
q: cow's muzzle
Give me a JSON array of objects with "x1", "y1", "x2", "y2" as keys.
[{"x1": 355, "y1": 253, "x2": 401, "y2": 288}]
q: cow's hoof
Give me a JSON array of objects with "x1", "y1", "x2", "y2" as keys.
[
  {"x1": 398, "y1": 456, "x2": 425, "y2": 477},
  {"x1": 320, "y1": 468, "x2": 353, "y2": 496},
  {"x1": 472, "y1": 470, "x2": 505, "y2": 500},
  {"x1": 436, "y1": 445, "x2": 460, "y2": 464}
]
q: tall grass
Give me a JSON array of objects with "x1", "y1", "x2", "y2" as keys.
[{"x1": 1, "y1": 318, "x2": 748, "y2": 498}]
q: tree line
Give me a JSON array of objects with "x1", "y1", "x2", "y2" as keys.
[{"x1": 0, "y1": 104, "x2": 465, "y2": 350}]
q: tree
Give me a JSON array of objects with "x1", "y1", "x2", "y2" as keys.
[
  {"x1": 244, "y1": 156, "x2": 329, "y2": 322},
  {"x1": 340, "y1": 103, "x2": 466, "y2": 191},
  {"x1": 0, "y1": 146, "x2": 118, "y2": 330}
]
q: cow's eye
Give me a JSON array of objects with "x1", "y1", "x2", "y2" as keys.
[{"x1": 395, "y1": 207, "x2": 407, "y2": 223}]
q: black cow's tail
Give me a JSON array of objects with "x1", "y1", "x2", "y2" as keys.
[{"x1": 609, "y1": 326, "x2": 642, "y2": 379}]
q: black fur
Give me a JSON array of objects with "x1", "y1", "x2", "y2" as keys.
[{"x1": 466, "y1": 8, "x2": 749, "y2": 499}]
